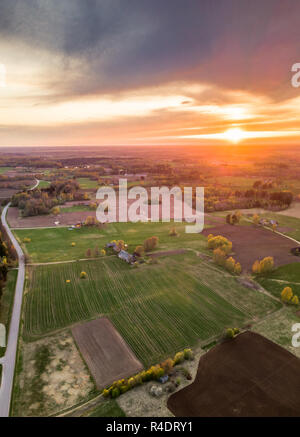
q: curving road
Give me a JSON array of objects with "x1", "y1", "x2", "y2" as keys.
[{"x1": 0, "y1": 180, "x2": 38, "y2": 416}]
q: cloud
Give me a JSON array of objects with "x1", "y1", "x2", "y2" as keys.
[{"x1": 1, "y1": 0, "x2": 300, "y2": 100}]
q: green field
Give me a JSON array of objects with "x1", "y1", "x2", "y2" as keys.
[
  {"x1": 76, "y1": 178, "x2": 99, "y2": 189},
  {"x1": 60, "y1": 205, "x2": 90, "y2": 213},
  {"x1": 37, "y1": 180, "x2": 51, "y2": 189},
  {"x1": 23, "y1": 253, "x2": 280, "y2": 365},
  {"x1": 0, "y1": 167, "x2": 13, "y2": 175},
  {"x1": 257, "y1": 263, "x2": 300, "y2": 298},
  {"x1": 14, "y1": 222, "x2": 211, "y2": 263}
]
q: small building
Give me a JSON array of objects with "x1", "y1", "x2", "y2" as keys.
[
  {"x1": 118, "y1": 250, "x2": 135, "y2": 264},
  {"x1": 106, "y1": 242, "x2": 118, "y2": 251},
  {"x1": 158, "y1": 375, "x2": 169, "y2": 384},
  {"x1": 259, "y1": 218, "x2": 269, "y2": 226}
]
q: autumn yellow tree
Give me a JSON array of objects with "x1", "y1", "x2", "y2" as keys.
[
  {"x1": 234, "y1": 262, "x2": 242, "y2": 275},
  {"x1": 252, "y1": 260, "x2": 260, "y2": 274},
  {"x1": 252, "y1": 214, "x2": 260, "y2": 225},
  {"x1": 213, "y1": 248, "x2": 226, "y2": 266},
  {"x1": 225, "y1": 257, "x2": 236, "y2": 273},
  {"x1": 281, "y1": 286, "x2": 293, "y2": 302}
]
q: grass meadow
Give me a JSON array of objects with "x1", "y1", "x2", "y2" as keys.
[{"x1": 15, "y1": 221, "x2": 211, "y2": 263}]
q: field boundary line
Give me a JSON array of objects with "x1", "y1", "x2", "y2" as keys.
[{"x1": 27, "y1": 255, "x2": 116, "y2": 266}]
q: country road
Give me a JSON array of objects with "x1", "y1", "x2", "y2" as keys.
[{"x1": 0, "y1": 179, "x2": 38, "y2": 417}]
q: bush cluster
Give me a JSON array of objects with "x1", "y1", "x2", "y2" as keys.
[
  {"x1": 281, "y1": 286, "x2": 299, "y2": 305},
  {"x1": 102, "y1": 348, "x2": 194, "y2": 399},
  {"x1": 207, "y1": 234, "x2": 232, "y2": 255},
  {"x1": 252, "y1": 256, "x2": 274, "y2": 274}
]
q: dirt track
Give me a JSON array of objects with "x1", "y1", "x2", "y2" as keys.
[
  {"x1": 202, "y1": 224, "x2": 300, "y2": 270},
  {"x1": 168, "y1": 331, "x2": 300, "y2": 417},
  {"x1": 72, "y1": 318, "x2": 143, "y2": 390}
]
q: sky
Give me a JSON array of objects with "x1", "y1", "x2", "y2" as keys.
[{"x1": 1, "y1": 0, "x2": 300, "y2": 147}]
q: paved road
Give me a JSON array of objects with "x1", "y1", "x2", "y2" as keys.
[
  {"x1": 0, "y1": 203, "x2": 25, "y2": 416},
  {"x1": 0, "y1": 183, "x2": 40, "y2": 416}
]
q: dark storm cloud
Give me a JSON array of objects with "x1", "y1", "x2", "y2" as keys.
[{"x1": 1, "y1": 0, "x2": 300, "y2": 99}]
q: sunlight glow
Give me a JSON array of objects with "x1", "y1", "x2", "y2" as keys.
[{"x1": 223, "y1": 128, "x2": 246, "y2": 143}]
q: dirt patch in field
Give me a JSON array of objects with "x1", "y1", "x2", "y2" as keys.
[
  {"x1": 168, "y1": 331, "x2": 300, "y2": 417},
  {"x1": 7, "y1": 206, "x2": 98, "y2": 228},
  {"x1": 202, "y1": 224, "x2": 300, "y2": 270},
  {"x1": 0, "y1": 188, "x2": 19, "y2": 199},
  {"x1": 12, "y1": 331, "x2": 95, "y2": 417},
  {"x1": 72, "y1": 318, "x2": 143, "y2": 390}
]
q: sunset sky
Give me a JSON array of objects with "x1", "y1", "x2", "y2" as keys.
[{"x1": 1, "y1": 0, "x2": 300, "y2": 147}]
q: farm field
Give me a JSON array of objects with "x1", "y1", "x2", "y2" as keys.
[
  {"x1": 37, "y1": 180, "x2": 51, "y2": 189},
  {"x1": 23, "y1": 253, "x2": 280, "y2": 366},
  {"x1": 203, "y1": 224, "x2": 300, "y2": 270},
  {"x1": 0, "y1": 167, "x2": 13, "y2": 175},
  {"x1": 14, "y1": 221, "x2": 210, "y2": 263},
  {"x1": 72, "y1": 318, "x2": 143, "y2": 389},
  {"x1": 256, "y1": 263, "x2": 300, "y2": 298},
  {"x1": 253, "y1": 306, "x2": 300, "y2": 359},
  {"x1": 76, "y1": 178, "x2": 99, "y2": 189},
  {"x1": 167, "y1": 331, "x2": 300, "y2": 417}
]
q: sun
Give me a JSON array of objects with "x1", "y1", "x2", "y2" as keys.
[{"x1": 223, "y1": 127, "x2": 245, "y2": 144}]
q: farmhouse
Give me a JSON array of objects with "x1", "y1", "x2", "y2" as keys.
[
  {"x1": 118, "y1": 250, "x2": 135, "y2": 264},
  {"x1": 106, "y1": 242, "x2": 119, "y2": 252}
]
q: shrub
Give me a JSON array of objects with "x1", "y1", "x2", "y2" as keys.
[
  {"x1": 252, "y1": 214, "x2": 260, "y2": 225},
  {"x1": 292, "y1": 295, "x2": 299, "y2": 305},
  {"x1": 252, "y1": 260, "x2": 261, "y2": 274},
  {"x1": 144, "y1": 236, "x2": 159, "y2": 252},
  {"x1": 234, "y1": 262, "x2": 242, "y2": 275},
  {"x1": 51, "y1": 206, "x2": 60, "y2": 215},
  {"x1": 183, "y1": 348, "x2": 194, "y2": 360},
  {"x1": 226, "y1": 328, "x2": 235, "y2": 339},
  {"x1": 85, "y1": 216, "x2": 97, "y2": 226},
  {"x1": 100, "y1": 249, "x2": 106, "y2": 256},
  {"x1": 102, "y1": 388, "x2": 110, "y2": 397},
  {"x1": 260, "y1": 256, "x2": 274, "y2": 273},
  {"x1": 207, "y1": 235, "x2": 232, "y2": 255},
  {"x1": 111, "y1": 387, "x2": 120, "y2": 398},
  {"x1": 89, "y1": 202, "x2": 97, "y2": 210},
  {"x1": 134, "y1": 245, "x2": 144, "y2": 257},
  {"x1": 71, "y1": 242, "x2": 76, "y2": 247},
  {"x1": 173, "y1": 351, "x2": 184, "y2": 365},
  {"x1": 213, "y1": 248, "x2": 226, "y2": 267},
  {"x1": 225, "y1": 257, "x2": 236, "y2": 273},
  {"x1": 161, "y1": 358, "x2": 174, "y2": 374},
  {"x1": 281, "y1": 286, "x2": 293, "y2": 302},
  {"x1": 86, "y1": 248, "x2": 92, "y2": 257},
  {"x1": 169, "y1": 227, "x2": 178, "y2": 237},
  {"x1": 80, "y1": 271, "x2": 87, "y2": 279}
]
